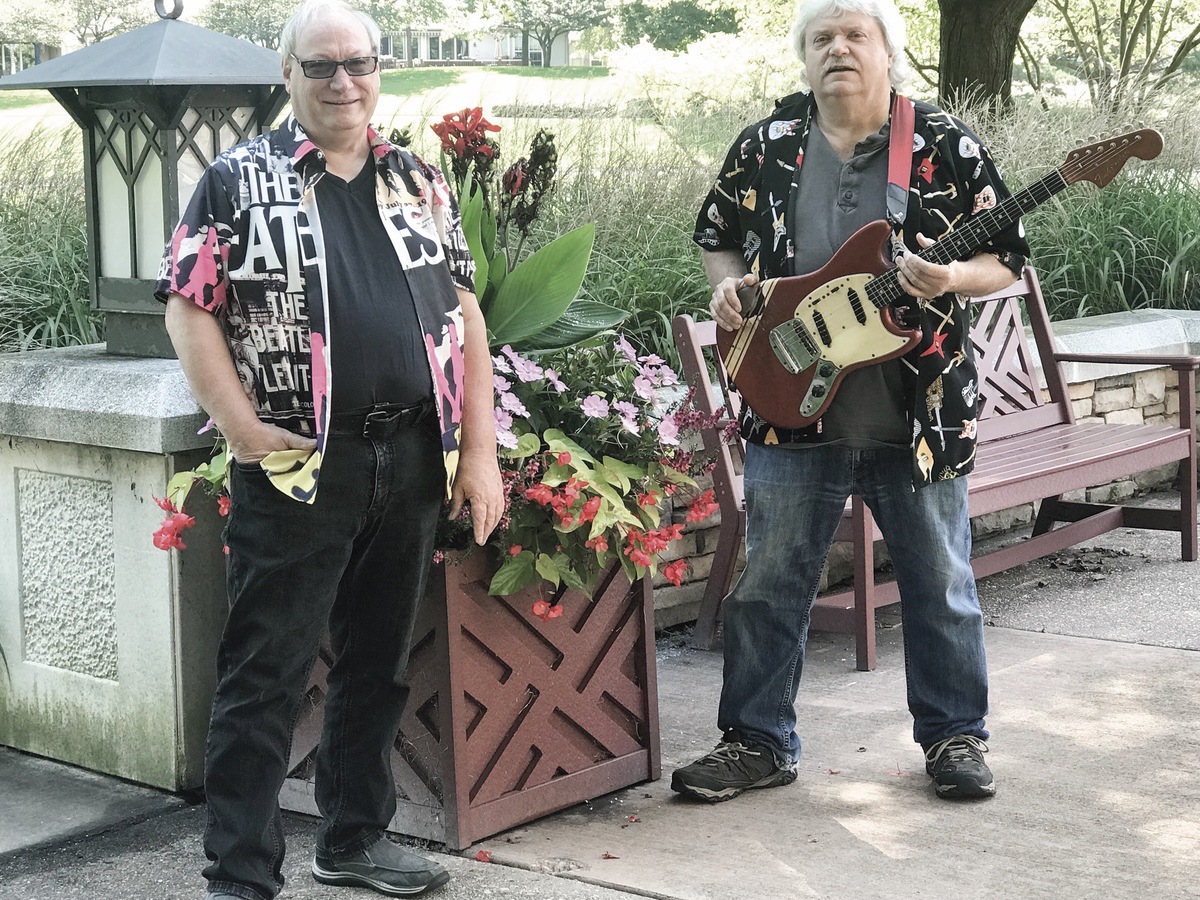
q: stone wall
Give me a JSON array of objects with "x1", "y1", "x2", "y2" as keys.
[{"x1": 652, "y1": 364, "x2": 1195, "y2": 630}]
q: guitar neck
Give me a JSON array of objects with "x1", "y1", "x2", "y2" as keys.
[{"x1": 868, "y1": 168, "x2": 1069, "y2": 308}]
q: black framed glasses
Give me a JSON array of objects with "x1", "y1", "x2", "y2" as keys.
[{"x1": 289, "y1": 54, "x2": 378, "y2": 79}]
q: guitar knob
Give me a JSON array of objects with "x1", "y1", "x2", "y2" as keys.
[
  {"x1": 811, "y1": 383, "x2": 827, "y2": 398},
  {"x1": 818, "y1": 361, "x2": 836, "y2": 377}
]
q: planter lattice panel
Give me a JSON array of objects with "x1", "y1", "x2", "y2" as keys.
[{"x1": 281, "y1": 551, "x2": 660, "y2": 849}]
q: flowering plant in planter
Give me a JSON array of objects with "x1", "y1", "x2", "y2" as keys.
[
  {"x1": 429, "y1": 107, "x2": 626, "y2": 350},
  {"x1": 446, "y1": 334, "x2": 726, "y2": 616}
]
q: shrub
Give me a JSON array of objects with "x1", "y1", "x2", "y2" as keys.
[{"x1": 0, "y1": 129, "x2": 97, "y2": 351}]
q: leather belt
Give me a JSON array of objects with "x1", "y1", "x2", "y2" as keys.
[{"x1": 327, "y1": 400, "x2": 435, "y2": 439}]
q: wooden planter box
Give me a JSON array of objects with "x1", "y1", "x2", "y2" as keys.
[{"x1": 279, "y1": 551, "x2": 661, "y2": 850}]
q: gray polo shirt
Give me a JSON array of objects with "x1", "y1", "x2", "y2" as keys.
[{"x1": 786, "y1": 119, "x2": 909, "y2": 447}]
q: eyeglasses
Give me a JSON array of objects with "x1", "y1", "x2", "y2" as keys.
[{"x1": 289, "y1": 54, "x2": 378, "y2": 79}]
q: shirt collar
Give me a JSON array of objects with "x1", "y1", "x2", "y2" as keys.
[{"x1": 276, "y1": 114, "x2": 398, "y2": 169}]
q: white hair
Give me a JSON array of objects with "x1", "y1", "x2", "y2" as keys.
[
  {"x1": 280, "y1": 0, "x2": 381, "y2": 62},
  {"x1": 791, "y1": 0, "x2": 911, "y2": 88}
]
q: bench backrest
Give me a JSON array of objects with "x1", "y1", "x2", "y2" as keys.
[{"x1": 672, "y1": 266, "x2": 1071, "y2": 511}]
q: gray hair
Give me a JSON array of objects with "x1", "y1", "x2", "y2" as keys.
[
  {"x1": 791, "y1": 0, "x2": 911, "y2": 87},
  {"x1": 280, "y1": 0, "x2": 381, "y2": 63}
]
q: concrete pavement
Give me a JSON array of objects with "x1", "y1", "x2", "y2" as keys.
[{"x1": 2, "y1": 493, "x2": 1198, "y2": 899}]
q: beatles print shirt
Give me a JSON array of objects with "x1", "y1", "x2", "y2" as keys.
[
  {"x1": 693, "y1": 90, "x2": 1030, "y2": 487},
  {"x1": 156, "y1": 115, "x2": 476, "y2": 504}
]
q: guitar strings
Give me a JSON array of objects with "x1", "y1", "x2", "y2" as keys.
[{"x1": 865, "y1": 134, "x2": 1151, "y2": 309}]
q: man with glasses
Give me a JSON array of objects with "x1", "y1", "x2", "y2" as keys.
[{"x1": 158, "y1": 1, "x2": 502, "y2": 897}]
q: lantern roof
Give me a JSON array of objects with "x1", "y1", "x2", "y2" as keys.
[{"x1": 0, "y1": 17, "x2": 282, "y2": 90}]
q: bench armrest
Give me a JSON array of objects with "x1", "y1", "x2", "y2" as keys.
[{"x1": 1051, "y1": 351, "x2": 1200, "y2": 372}]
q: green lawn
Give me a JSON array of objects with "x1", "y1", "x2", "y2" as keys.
[
  {"x1": 379, "y1": 67, "x2": 462, "y2": 94},
  {"x1": 0, "y1": 90, "x2": 53, "y2": 111},
  {"x1": 487, "y1": 65, "x2": 610, "y2": 79}
]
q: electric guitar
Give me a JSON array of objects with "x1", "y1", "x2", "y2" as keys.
[{"x1": 717, "y1": 129, "x2": 1163, "y2": 430}]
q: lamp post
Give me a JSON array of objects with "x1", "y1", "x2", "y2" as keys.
[
  {"x1": 0, "y1": 2, "x2": 287, "y2": 791},
  {"x1": 0, "y1": 0, "x2": 286, "y2": 357}
]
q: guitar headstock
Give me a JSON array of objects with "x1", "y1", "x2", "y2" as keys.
[{"x1": 1060, "y1": 129, "x2": 1163, "y2": 188}]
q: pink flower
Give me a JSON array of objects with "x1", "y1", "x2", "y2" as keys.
[
  {"x1": 432, "y1": 549, "x2": 445, "y2": 564},
  {"x1": 494, "y1": 408, "x2": 518, "y2": 449},
  {"x1": 493, "y1": 374, "x2": 512, "y2": 393},
  {"x1": 503, "y1": 345, "x2": 544, "y2": 382},
  {"x1": 153, "y1": 495, "x2": 177, "y2": 513},
  {"x1": 500, "y1": 391, "x2": 528, "y2": 417},
  {"x1": 492, "y1": 354, "x2": 512, "y2": 374},
  {"x1": 557, "y1": 452, "x2": 571, "y2": 466},
  {"x1": 218, "y1": 495, "x2": 231, "y2": 517},
  {"x1": 544, "y1": 368, "x2": 567, "y2": 391},
  {"x1": 579, "y1": 496, "x2": 601, "y2": 522},
  {"x1": 615, "y1": 335, "x2": 638, "y2": 363},
  {"x1": 197, "y1": 417, "x2": 216, "y2": 435},
  {"x1": 524, "y1": 483, "x2": 554, "y2": 506},
  {"x1": 633, "y1": 374, "x2": 656, "y2": 401},
  {"x1": 532, "y1": 599, "x2": 564, "y2": 621},
  {"x1": 657, "y1": 418, "x2": 680, "y2": 446},
  {"x1": 639, "y1": 353, "x2": 665, "y2": 367},
  {"x1": 509, "y1": 544, "x2": 522, "y2": 556},
  {"x1": 581, "y1": 394, "x2": 610, "y2": 418}
]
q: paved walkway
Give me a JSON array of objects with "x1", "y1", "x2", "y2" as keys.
[{"x1": 2, "y1": 498, "x2": 1198, "y2": 900}]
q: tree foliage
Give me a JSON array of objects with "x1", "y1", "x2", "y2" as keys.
[
  {"x1": 1045, "y1": 0, "x2": 1200, "y2": 109},
  {"x1": 200, "y1": 0, "x2": 293, "y2": 48},
  {"x1": 356, "y1": 0, "x2": 448, "y2": 34},
  {"x1": 616, "y1": 0, "x2": 738, "y2": 52},
  {"x1": 0, "y1": 1, "x2": 66, "y2": 44},
  {"x1": 499, "y1": 0, "x2": 608, "y2": 65}
]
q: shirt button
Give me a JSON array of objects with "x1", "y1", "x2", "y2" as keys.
[{"x1": 843, "y1": 191, "x2": 853, "y2": 200}]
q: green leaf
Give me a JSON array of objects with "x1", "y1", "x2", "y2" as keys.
[
  {"x1": 507, "y1": 432, "x2": 542, "y2": 459},
  {"x1": 486, "y1": 223, "x2": 596, "y2": 346},
  {"x1": 488, "y1": 257, "x2": 507, "y2": 297},
  {"x1": 489, "y1": 550, "x2": 537, "y2": 596},
  {"x1": 601, "y1": 456, "x2": 645, "y2": 488},
  {"x1": 481, "y1": 200, "x2": 497, "y2": 259},
  {"x1": 512, "y1": 300, "x2": 629, "y2": 352},
  {"x1": 559, "y1": 560, "x2": 587, "y2": 594},
  {"x1": 536, "y1": 552, "x2": 561, "y2": 587},
  {"x1": 165, "y1": 471, "x2": 198, "y2": 511},
  {"x1": 458, "y1": 184, "x2": 489, "y2": 305},
  {"x1": 544, "y1": 429, "x2": 596, "y2": 464},
  {"x1": 593, "y1": 460, "x2": 628, "y2": 493}
]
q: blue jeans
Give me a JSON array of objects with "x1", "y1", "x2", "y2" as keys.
[
  {"x1": 719, "y1": 442, "x2": 988, "y2": 763},
  {"x1": 203, "y1": 421, "x2": 444, "y2": 900}
]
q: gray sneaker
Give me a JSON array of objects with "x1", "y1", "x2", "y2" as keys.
[
  {"x1": 312, "y1": 836, "x2": 450, "y2": 896},
  {"x1": 671, "y1": 738, "x2": 798, "y2": 802},
  {"x1": 925, "y1": 734, "x2": 995, "y2": 799}
]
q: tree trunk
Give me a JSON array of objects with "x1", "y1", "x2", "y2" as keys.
[
  {"x1": 937, "y1": 0, "x2": 1036, "y2": 110},
  {"x1": 522, "y1": 30, "x2": 530, "y2": 66}
]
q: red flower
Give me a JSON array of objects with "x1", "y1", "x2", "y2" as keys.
[
  {"x1": 153, "y1": 495, "x2": 177, "y2": 513},
  {"x1": 218, "y1": 495, "x2": 231, "y2": 517},
  {"x1": 503, "y1": 159, "x2": 528, "y2": 197},
  {"x1": 625, "y1": 543, "x2": 653, "y2": 568},
  {"x1": 585, "y1": 535, "x2": 609, "y2": 552},
  {"x1": 579, "y1": 496, "x2": 601, "y2": 522},
  {"x1": 663, "y1": 559, "x2": 688, "y2": 587},
  {"x1": 152, "y1": 511, "x2": 195, "y2": 551},
  {"x1": 223, "y1": 544, "x2": 230, "y2": 556},
  {"x1": 557, "y1": 452, "x2": 571, "y2": 466},
  {"x1": 524, "y1": 483, "x2": 554, "y2": 506},
  {"x1": 429, "y1": 107, "x2": 500, "y2": 160},
  {"x1": 686, "y1": 489, "x2": 719, "y2": 523},
  {"x1": 532, "y1": 600, "x2": 564, "y2": 621},
  {"x1": 509, "y1": 544, "x2": 522, "y2": 556},
  {"x1": 638, "y1": 490, "x2": 659, "y2": 508}
]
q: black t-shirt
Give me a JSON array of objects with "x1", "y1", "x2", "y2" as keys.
[{"x1": 317, "y1": 156, "x2": 433, "y2": 410}]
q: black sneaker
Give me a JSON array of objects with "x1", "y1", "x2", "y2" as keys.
[
  {"x1": 312, "y1": 836, "x2": 451, "y2": 896},
  {"x1": 671, "y1": 738, "x2": 798, "y2": 802},
  {"x1": 925, "y1": 734, "x2": 995, "y2": 799}
]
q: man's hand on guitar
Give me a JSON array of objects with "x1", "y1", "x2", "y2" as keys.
[
  {"x1": 710, "y1": 273, "x2": 759, "y2": 332},
  {"x1": 895, "y1": 234, "x2": 960, "y2": 302}
]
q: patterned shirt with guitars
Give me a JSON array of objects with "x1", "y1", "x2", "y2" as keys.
[{"x1": 694, "y1": 89, "x2": 1029, "y2": 486}]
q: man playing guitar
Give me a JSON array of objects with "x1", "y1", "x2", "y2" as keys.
[{"x1": 674, "y1": 0, "x2": 1029, "y2": 802}]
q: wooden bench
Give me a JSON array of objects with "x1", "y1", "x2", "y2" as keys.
[{"x1": 673, "y1": 266, "x2": 1199, "y2": 671}]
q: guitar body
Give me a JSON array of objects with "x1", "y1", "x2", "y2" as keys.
[{"x1": 717, "y1": 219, "x2": 922, "y2": 430}]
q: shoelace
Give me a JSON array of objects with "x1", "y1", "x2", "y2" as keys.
[
  {"x1": 926, "y1": 734, "x2": 988, "y2": 766},
  {"x1": 699, "y1": 741, "x2": 761, "y2": 766}
]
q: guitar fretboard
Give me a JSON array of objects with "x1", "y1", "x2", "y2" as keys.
[{"x1": 865, "y1": 168, "x2": 1069, "y2": 309}]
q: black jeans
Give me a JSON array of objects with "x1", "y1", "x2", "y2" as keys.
[{"x1": 203, "y1": 421, "x2": 444, "y2": 900}]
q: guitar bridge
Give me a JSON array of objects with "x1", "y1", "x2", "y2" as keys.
[{"x1": 769, "y1": 320, "x2": 820, "y2": 375}]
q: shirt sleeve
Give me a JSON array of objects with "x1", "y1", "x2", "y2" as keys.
[
  {"x1": 692, "y1": 128, "x2": 751, "y2": 254},
  {"x1": 154, "y1": 164, "x2": 235, "y2": 311}
]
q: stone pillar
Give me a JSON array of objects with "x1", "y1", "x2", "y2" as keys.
[{"x1": 0, "y1": 346, "x2": 225, "y2": 791}]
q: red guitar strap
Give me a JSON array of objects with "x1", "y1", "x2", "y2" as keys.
[{"x1": 886, "y1": 93, "x2": 915, "y2": 228}]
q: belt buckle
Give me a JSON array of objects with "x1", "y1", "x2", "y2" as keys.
[{"x1": 362, "y1": 406, "x2": 402, "y2": 439}]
